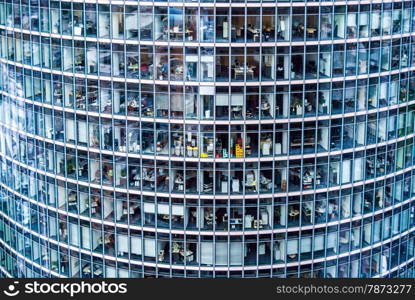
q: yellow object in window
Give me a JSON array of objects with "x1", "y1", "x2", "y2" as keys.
[{"x1": 235, "y1": 144, "x2": 244, "y2": 158}]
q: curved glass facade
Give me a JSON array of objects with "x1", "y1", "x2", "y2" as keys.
[{"x1": 0, "y1": 0, "x2": 415, "y2": 278}]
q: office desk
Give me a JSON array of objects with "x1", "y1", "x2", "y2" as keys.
[
  {"x1": 303, "y1": 208, "x2": 312, "y2": 217},
  {"x1": 260, "y1": 176, "x2": 272, "y2": 190},
  {"x1": 245, "y1": 182, "x2": 257, "y2": 192},
  {"x1": 303, "y1": 175, "x2": 313, "y2": 188},
  {"x1": 288, "y1": 209, "x2": 300, "y2": 222},
  {"x1": 291, "y1": 138, "x2": 315, "y2": 148},
  {"x1": 161, "y1": 214, "x2": 170, "y2": 221},
  {"x1": 253, "y1": 220, "x2": 263, "y2": 229},
  {"x1": 233, "y1": 66, "x2": 256, "y2": 79},
  {"x1": 127, "y1": 63, "x2": 139, "y2": 72},
  {"x1": 247, "y1": 27, "x2": 260, "y2": 41},
  {"x1": 174, "y1": 177, "x2": 184, "y2": 191},
  {"x1": 230, "y1": 218, "x2": 243, "y2": 225},
  {"x1": 205, "y1": 213, "x2": 216, "y2": 226},
  {"x1": 231, "y1": 106, "x2": 243, "y2": 118},
  {"x1": 306, "y1": 27, "x2": 317, "y2": 38},
  {"x1": 123, "y1": 207, "x2": 135, "y2": 216},
  {"x1": 68, "y1": 193, "x2": 77, "y2": 206},
  {"x1": 180, "y1": 250, "x2": 194, "y2": 262},
  {"x1": 82, "y1": 265, "x2": 91, "y2": 275},
  {"x1": 128, "y1": 29, "x2": 139, "y2": 38},
  {"x1": 165, "y1": 29, "x2": 184, "y2": 39},
  {"x1": 315, "y1": 207, "x2": 326, "y2": 218},
  {"x1": 233, "y1": 67, "x2": 244, "y2": 79},
  {"x1": 94, "y1": 268, "x2": 103, "y2": 276}
]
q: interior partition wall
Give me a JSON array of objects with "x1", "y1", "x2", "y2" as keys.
[{"x1": 0, "y1": 0, "x2": 415, "y2": 278}]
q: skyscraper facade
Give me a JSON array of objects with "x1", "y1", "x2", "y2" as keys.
[{"x1": 0, "y1": 0, "x2": 415, "y2": 278}]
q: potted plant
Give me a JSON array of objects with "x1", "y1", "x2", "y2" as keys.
[
  {"x1": 120, "y1": 168, "x2": 127, "y2": 178},
  {"x1": 292, "y1": 98, "x2": 302, "y2": 115},
  {"x1": 281, "y1": 179, "x2": 287, "y2": 192},
  {"x1": 318, "y1": 95, "x2": 325, "y2": 105},
  {"x1": 393, "y1": 20, "x2": 401, "y2": 33},
  {"x1": 66, "y1": 161, "x2": 75, "y2": 174},
  {"x1": 399, "y1": 88, "x2": 407, "y2": 102},
  {"x1": 51, "y1": 261, "x2": 59, "y2": 272},
  {"x1": 318, "y1": 95, "x2": 327, "y2": 114}
]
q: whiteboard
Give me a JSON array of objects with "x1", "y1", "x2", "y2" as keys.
[
  {"x1": 117, "y1": 235, "x2": 129, "y2": 253},
  {"x1": 199, "y1": 86, "x2": 215, "y2": 95},
  {"x1": 200, "y1": 242, "x2": 213, "y2": 265},
  {"x1": 231, "y1": 94, "x2": 243, "y2": 105},
  {"x1": 300, "y1": 237, "x2": 312, "y2": 253},
  {"x1": 77, "y1": 121, "x2": 87, "y2": 144},
  {"x1": 342, "y1": 160, "x2": 351, "y2": 184},
  {"x1": 216, "y1": 94, "x2": 229, "y2": 106},
  {"x1": 327, "y1": 232, "x2": 338, "y2": 250},
  {"x1": 70, "y1": 223, "x2": 79, "y2": 247},
  {"x1": 157, "y1": 204, "x2": 169, "y2": 215},
  {"x1": 230, "y1": 242, "x2": 243, "y2": 265},
  {"x1": 144, "y1": 203, "x2": 155, "y2": 213},
  {"x1": 106, "y1": 266, "x2": 116, "y2": 278},
  {"x1": 186, "y1": 55, "x2": 198, "y2": 62},
  {"x1": 119, "y1": 269, "x2": 129, "y2": 278},
  {"x1": 144, "y1": 239, "x2": 156, "y2": 257},
  {"x1": 215, "y1": 243, "x2": 227, "y2": 266},
  {"x1": 81, "y1": 226, "x2": 91, "y2": 250},
  {"x1": 66, "y1": 119, "x2": 75, "y2": 141},
  {"x1": 314, "y1": 235, "x2": 324, "y2": 251},
  {"x1": 131, "y1": 236, "x2": 142, "y2": 255},
  {"x1": 354, "y1": 157, "x2": 363, "y2": 181},
  {"x1": 287, "y1": 239, "x2": 298, "y2": 255},
  {"x1": 172, "y1": 205, "x2": 184, "y2": 216}
]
